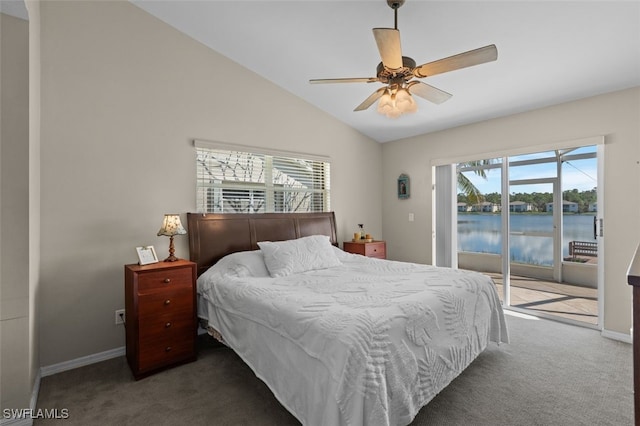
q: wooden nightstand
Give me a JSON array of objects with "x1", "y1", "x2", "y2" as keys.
[
  {"x1": 124, "y1": 259, "x2": 197, "y2": 380},
  {"x1": 343, "y1": 240, "x2": 387, "y2": 259}
]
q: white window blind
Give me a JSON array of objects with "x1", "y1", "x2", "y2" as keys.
[
  {"x1": 195, "y1": 142, "x2": 330, "y2": 214},
  {"x1": 434, "y1": 164, "x2": 457, "y2": 268}
]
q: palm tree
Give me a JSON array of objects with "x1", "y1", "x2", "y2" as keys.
[{"x1": 457, "y1": 159, "x2": 496, "y2": 205}]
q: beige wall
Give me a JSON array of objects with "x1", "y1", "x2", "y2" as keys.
[
  {"x1": 39, "y1": 1, "x2": 382, "y2": 365},
  {"x1": 0, "y1": 11, "x2": 32, "y2": 410},
  {"x1": 382, "y1": 87, "x2": 640, "y2": 336},
  {"x1": 28, "y1": 0, "x2": 640, "y2": 370},
  {"x1": 27, "y1": 0, "x2": 41, "y2": 403}
]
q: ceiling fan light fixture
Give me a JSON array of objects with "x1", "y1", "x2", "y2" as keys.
[
  {"x1": 377, "y1": 90, "x2": 394, "y2": 116},
  {"x1": 377, "y1": 87, "x2": 417, "y2": 119},
  {"x1": 395, "y1": 88, "x2": 417, "y2": 113},
  {"x1": 309, "y1": 0, "x2": 497, "y2": 117}
]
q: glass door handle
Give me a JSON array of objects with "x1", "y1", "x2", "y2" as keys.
[{"x1": 599, "y1": 218, "x2": 604, "y2": 237}]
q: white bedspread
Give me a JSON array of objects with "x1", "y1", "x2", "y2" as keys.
[{"x1": 198, "y1": 249, "x2": 508, "y2": 426}]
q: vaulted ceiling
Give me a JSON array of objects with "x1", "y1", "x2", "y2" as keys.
[
  {"x1": 8, "y1": 1, "x2": 640, "y2": 143},
  {"x1": 131, "y1": 1, "x2": 639, "y2": 143}
]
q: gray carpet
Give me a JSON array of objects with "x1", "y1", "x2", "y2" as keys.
[{"x1": 35, "y1": 314, "x2": 633, "y2": 425}]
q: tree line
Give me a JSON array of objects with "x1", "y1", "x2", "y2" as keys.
[{"x1": 457, "y1": 188, "x2": 597, "y2": 213}]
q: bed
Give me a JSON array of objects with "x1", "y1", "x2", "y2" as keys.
[{"x1": 188, "y1": 212, "x2": 508, "y2": 426}]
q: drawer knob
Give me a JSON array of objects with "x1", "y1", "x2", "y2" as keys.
[
  {"x1": 164, "y1": 299, "x2": 171, "y2": 305},
  {"x1": 163, "y1": 278, "x2": 171, "y2": 284},
  {"x1": 165, "y1": 322, "x2": 172, "y2": 328},
  {"x1": 165, "y1": 346, "x2": 172, "y2": 352}
]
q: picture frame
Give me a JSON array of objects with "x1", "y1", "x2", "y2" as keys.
[
  {"x1": 136, "y1": 245, "x2": 159, "y2": 265},
  {"x1": 398, "y1": 174, "x2": 410, "y2": 199}
]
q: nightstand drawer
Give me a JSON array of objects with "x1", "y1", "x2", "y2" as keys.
[
  {"x1": 138, "y1": 288, "x2": 193, "y2": 318},
  {"x1": 140, "y1": 316, "x2": 194, "y2": 352},
  {"x1": 363, "y1": 242, "x2": 386, "y2": 258},
  {"x1": 343, "y1": 241, "x2": 387, "y2": 259},
  {"x1": 137, "y1": 269, "x2": 192, "y2": 293},
  {"x1": 138, "y1": 338, "x2": 194, "y2": 371},
  {"x1": 139, "y1": 312, "x2": 194, "y2": 339}
]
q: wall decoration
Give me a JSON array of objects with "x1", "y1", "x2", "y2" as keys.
[{"x1": 398, "y1": 174, "x2": 410, "y2": 199}]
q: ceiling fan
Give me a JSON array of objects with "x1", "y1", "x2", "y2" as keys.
[{"x1": 309, "y1": 0, "x2": 498, "y2": 118}]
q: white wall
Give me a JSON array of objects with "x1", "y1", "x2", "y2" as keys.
[
  {"x1": 0, "y1": 11, "x2": 32, "y2": 411},
  {"x1": 27, "y1": 0, "x2": 41, "y2": 399},
  {"x1": 32, "y1": 0, "x2": 640, "y2": 368},
  {"x1": 39, "y1": 1, "x2": 382, "y2": 366},
  {"x1": 382, "y1": 87, "x2": 640, "y2": 336}
]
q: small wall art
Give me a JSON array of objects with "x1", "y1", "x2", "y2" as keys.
[{"x1": 397, "y1": 174, "x2": 410, "y2": 199}]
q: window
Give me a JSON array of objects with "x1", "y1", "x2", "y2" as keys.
[{"x1": 195, "y1": 141, "x2": 330, "y2": 214}]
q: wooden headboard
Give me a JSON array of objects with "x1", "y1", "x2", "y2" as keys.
[{"x1": 187, "y1": 212, "x2": 338, "y2": 276}]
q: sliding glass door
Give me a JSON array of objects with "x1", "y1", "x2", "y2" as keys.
[{"x1": 440, "y1": 142, "x2": 602, "y2": 327}]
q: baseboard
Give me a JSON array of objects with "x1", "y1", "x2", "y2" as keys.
[
  {"x1": 30, "y1": 368, "x2": 41, "y2": 414},
  {"x1": 0, "y1": 414, "x2": 33, "y2": 426},
  {"x1": 40, "y1": 346, "x2": 125, "y2": 378},
  {"x1": 0, "y1": 370, "x2": 41, "y2": 426},
  {"x1": 601, "y1": 328, "x2": 632, "y2": 344},
  {"x1": 1, "y1": 348, "x2": 124, "y2": 425},
  {"x1": 0, "y1": 411, "x2": 34, "y2": 426}
]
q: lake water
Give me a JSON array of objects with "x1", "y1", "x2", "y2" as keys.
[{"x1": 458, "y1": 213, "x2": 597, "y2": 266}]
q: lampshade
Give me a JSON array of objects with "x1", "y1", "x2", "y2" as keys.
[
  {"x1": 377, "y1": 87, "x2": 417, "y2": 119},
  {"x1": 157, "y1": 214, "x2": 187, "y2": 237}
]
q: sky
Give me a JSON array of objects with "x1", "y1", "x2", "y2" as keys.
[{"x1": 461, "y1": 146, "x2": 598, "y2": 195}]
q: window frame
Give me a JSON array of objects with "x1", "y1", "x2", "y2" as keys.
[{"x1": 194, "y1": 140, "x2": 331, "y2": 214}]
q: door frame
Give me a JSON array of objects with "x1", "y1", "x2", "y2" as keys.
[
  {"x1": 432, "y1": 135, "x2": 604, "y2": 329},
  {"x1": 508, "y1": 177, "x2": 561, "y2": 281}
]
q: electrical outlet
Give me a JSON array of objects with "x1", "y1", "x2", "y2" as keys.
[{"x1": 115, "y1": 309, "x2": 125, "y2": 325}]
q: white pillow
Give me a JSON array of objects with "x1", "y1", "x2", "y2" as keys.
[
  {"x1": 200, "y1": 250, "x2": 270, "y2": 281},
  {"x1": 258, "y1": 235, "x2": 341, "y2": 277}
]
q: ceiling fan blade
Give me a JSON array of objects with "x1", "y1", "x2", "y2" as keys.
[
  {"x1": 407, "y1": 81, "x2": 452, "y2": 104},
  {"x1": 354, "y1": 87, "x2": 387, "y2": 111},
  {"x1": 309, "y1": 77, "x2": 379, "y2": 84},
  {"x1": 413, "y1": 44, "x2": 498, "y2": 78},
  {"x1": 373, "y1": 28, "x2": 403, "y2": 70}
]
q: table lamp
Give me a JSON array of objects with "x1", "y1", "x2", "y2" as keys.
[{"x1": 157, "y1": 214, "x2": 186, "y2": 262}]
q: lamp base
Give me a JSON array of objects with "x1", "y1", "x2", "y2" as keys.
[{"x1": 163, "y1": 235, "x2": 179, "y2": 262}]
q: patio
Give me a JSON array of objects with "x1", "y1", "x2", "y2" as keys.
[{"x1": 487, "y1": 272, "x2": 598, "y2": 325}]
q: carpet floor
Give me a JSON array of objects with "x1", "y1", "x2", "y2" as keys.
[{"x1": 35, "y1": 313, "x2": 633, "y2": 425}]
